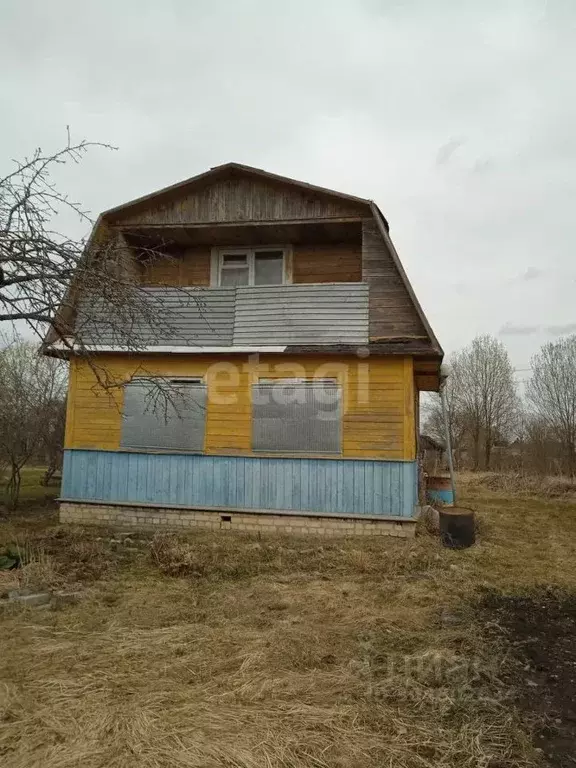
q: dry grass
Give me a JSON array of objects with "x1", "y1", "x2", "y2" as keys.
[
  {"x1": 459, "y1": 470, "x2": 576, "y2": 499},
  {"x1": 1, "y1": 475, "x2": 575, "y2": 767}
]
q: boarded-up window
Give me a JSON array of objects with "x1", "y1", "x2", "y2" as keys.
[
  {"x1": 121, "y1": 379, "x2": 206, "y2": 451},
  {"x1": 252, "y1": 380, "x2": 341, "y2": 454}
]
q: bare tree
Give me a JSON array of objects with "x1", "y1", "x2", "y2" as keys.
[
  {"x1": 39, "y1": 397, "x2": 67, "y2": 486},
  {"x1": 0, "y1": 337, "x2": 67, "y2": 507},
  {"x1": 518, "y1": 411, "x2": 564, "y2": 476},
  {"x1": 422, "y1": 374, "x2": 470, "y2": 469},
  {"x1": 0, "y1": 132, "x2": 204, "y2": 402},
  {"x1": 451, "y1": 335, "x2": 518, "y2": 469},
  {"x1": 0, "y1": 132, "x2": 112, "y2": 336},
  {"x1": 527, "y1": 335, "x2": 576, "y2": 476},
  {"x1": 424, "y1": 336, "x2": 518, "y2": 470}
]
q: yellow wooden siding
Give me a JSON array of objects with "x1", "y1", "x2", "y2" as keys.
[
  {"x1": 403, "y1": 357, "x2": 416, "y2": 461},
  {"x1": 63, "y1": 355, "x2": 78, "y2": 448},
  {"x1": 66, "y1": 354, "x2": 415, "y2": 460}
]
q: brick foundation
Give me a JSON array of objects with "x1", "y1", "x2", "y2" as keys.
[{"x1": 59, "y1": 502, "x2": 416, "y2": 538}]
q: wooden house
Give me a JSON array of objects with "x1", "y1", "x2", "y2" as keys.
[{"x1": 46, "y1": 163, "x2": 443, "y2": 537}]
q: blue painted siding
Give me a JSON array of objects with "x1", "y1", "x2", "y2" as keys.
[{"x1": 62, "y1": 450, "x2": 418, "y2": 518}]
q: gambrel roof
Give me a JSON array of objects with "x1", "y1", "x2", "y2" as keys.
[{"x1": 45, "y1": 162, "x2": 442, "y2": 360}]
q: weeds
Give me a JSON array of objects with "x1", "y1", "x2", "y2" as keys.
[
  {"x1": 461, "y1": 470, "x2": 576, "y2": 499},
  {"x1": 149, "y1": 530, "x2": 444, "y2": 583},
  {"x1": 0, "y1": 525, "x2": 140, "y2": 592}
]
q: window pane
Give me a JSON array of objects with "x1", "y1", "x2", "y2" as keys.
[
  {"x1": 254, "y1": 251, "x2": 284, "y2": 285},
  {"x1": 220, "y1": 267, "x2": 249, "y2": 286},
  {"x1": 222, "y1": 254, "x2": 248, "y2": 265},
  {"x1": 252, "y1": 382, "x2": 341, "y2": 453},
  {"x1": 121, "y1": 380, "x2": 206, "y2": 451}
]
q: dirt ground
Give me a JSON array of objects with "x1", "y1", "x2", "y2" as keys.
[
  {"x1": 480, "y1": 589, "x2": 576, "y2": 768},
  {"x1": 1, "y1": 472, "x2": 576, "y2": 767}
]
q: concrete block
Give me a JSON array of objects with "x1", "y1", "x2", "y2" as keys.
[
  {"x1": 58, "y1": 501, "x2": 415, "y2": 539},
  {"x1": 51, "y1": 591, "x2": 82, "y2": 609},
  {"x1": 10, "y1": 592, "x2": 52, "y2": 607}
]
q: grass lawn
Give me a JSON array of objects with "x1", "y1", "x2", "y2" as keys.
[
  {"x1": 0, "y1": 473, "x2": 575, "y2": 767},
  {"x1": 0, "y1": 465, "x2": 61, "y2": 507}
]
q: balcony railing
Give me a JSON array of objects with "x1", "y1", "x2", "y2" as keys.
[{"x1": 78, "y1": 283, "x2": 369, "y2": 349}]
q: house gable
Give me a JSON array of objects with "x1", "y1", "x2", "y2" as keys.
[{"x1": 106, "y1": 163, "x2": 372, "y2": 227}]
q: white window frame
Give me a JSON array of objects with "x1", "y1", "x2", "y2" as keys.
[{"x1": 211, "y1": 246, "x2": 292, "y2": 287}]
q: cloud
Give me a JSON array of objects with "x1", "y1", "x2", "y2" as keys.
[
  {"x1": 0, "y1": 0, "x2": 575, "y2": 369},
  {"x1": 499, "y1": 322, "x2": 540, "y2": 336},
  {"x1": 436, "y1": 138, "x2": 465, "y2": 166},
  {"x1": 544, "y1": 323, "x2": 576, "y2": 336},
  {"x1": 521, "y1": 267, "x2": 543, "y2": 281}
]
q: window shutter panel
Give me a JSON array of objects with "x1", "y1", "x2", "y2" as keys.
[
  {"x1": 252, "y1": 382, "x2": 341, "y2": 453},
  {"x1": 121, "y1": 380, "x2": 206, "y2": 451}
]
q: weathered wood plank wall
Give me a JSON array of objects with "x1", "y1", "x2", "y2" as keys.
[
  {"x1": 113, "y1": 177, "x2": 368, "y2": 226},
  {"x1": 140, "y1": 247, "x2": 211, "y2": 286},
  {"x1": 292, "y1": 244, "x2": 362, "y2": 283},
  {"x1": 139, "y1": 243, "x2": 362, "y2": 286},
  {"x1": 361, "y1": 219, "x2": 426, "y2": 340}
]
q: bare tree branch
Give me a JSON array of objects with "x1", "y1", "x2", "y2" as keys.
[{"x1": 1, "y1": 133, "x2": 209, "y2": 410}]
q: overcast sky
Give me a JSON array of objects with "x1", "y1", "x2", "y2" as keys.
[{"x1": 2, "y1": 0, "x2": 574, "y2": 378}]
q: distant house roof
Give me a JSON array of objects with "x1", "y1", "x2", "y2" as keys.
[{"x1": 420, "y1": 434, "x2": 445, "y2": 452}]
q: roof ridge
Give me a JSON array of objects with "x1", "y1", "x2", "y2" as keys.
[{"x1": 102, "y1": 162, "x2": 373, "y2": 221}]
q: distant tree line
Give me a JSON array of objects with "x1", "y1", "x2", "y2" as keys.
[
  {"x1": 424, "y1": 334, "x2": 576, "y2": 477},
  {"x1": 0, "y1": 335, "x2": 66, "y2": 507}
]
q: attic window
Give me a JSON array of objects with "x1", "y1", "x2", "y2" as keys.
[{"x1": 216, "y1": 248, "x2": 286, "y2": 286}]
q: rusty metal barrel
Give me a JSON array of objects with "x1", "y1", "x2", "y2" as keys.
[
  {"x1": 426, "y1": 475, "x2": 454, "y2": 507},
  {"x1": 439, "y1": 507, "x2": 476, "y2": 549}
]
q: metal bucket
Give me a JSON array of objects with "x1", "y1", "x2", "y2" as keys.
[{"x1": 426, "y1": 475, "x2": 454, "y2": 507}]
